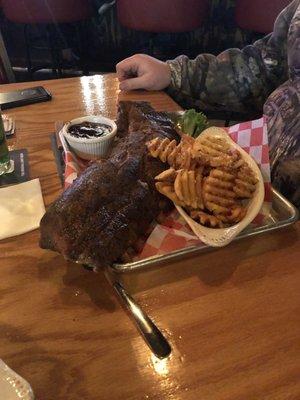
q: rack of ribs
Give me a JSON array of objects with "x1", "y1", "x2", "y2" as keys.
[{"x1": 39, "y1": 101, "x2": 180, "y2": 267}]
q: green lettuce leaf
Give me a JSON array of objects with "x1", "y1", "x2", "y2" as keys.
[{"x1": 178, "y1": 109, "x2": 209, "y2": 138}]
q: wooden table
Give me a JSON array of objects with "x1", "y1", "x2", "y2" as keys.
[{"x1": 0, "y1": 75, "x2": 299, "y2": 400}]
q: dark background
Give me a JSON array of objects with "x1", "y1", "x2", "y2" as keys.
[{"x1": 1, "y1": 0, "x2": 264, "y2": 81}]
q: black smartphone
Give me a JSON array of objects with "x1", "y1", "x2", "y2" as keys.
[{"x1": 0, "y1": 86, "x2": 52, "y2": 110}]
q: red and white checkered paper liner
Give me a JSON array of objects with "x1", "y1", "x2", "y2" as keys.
[{"x1": 60, "y1": 117, "x2": 272, "y2": 260}]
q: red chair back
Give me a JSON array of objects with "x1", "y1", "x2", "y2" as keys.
[
  {"x1": 2, "y1": 0, "x2": 91, "y2": 24},
  {"x1": 117, "y1": 0, "x2": 209, "y2": 33},
  {"x1": 235, "y1": 0, "x2": 291, "y2": 34}
]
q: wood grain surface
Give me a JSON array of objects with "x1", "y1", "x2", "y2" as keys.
[{"x1": 0, "y1": 75, "x2": 299, "y2": 400}]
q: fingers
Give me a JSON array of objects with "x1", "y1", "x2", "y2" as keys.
[
  {"x1": 116, "y1": 56, "x2": 146, "y2": 90},
  {"x1": 116, "y1": 57, "x2": 138, "y2": 82},
  {"x1": 119, "y1": 75, "x2": 148, "y2": 91},
  {"x1": 116, "y1": 54, "x2": 171, "y2": 91}
]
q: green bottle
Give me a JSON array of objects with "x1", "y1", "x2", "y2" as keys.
[{"x1": 0, "y1": 112, "x2": 11, "y2": 175}]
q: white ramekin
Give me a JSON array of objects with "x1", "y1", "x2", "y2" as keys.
[{"x1": 62, "y1": 115, "x2": 117, "y2": 160}]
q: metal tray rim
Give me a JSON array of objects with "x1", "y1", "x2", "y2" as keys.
[{"x1": 111, "y1": 187, "x2": 299, "y2": 273}]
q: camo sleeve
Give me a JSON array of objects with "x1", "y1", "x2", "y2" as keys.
[{"x1": 166, "y1": 0, "x2": 300, "y2": 113}]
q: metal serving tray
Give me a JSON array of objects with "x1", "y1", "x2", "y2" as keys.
[
  {"x1": 111, "y1": 188, "x2": 298, "y2": 273},
  {"x1": 51, "y1": 118, "x2": 299, "y2": 275}
]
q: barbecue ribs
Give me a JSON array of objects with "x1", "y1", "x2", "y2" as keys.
[{"x1": 39, "y1": 101, "x2": 180, "y2": 267}]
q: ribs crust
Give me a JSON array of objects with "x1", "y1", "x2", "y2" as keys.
[{"x1": 39, "y1": 101, "x2": 179, "y2": 267}]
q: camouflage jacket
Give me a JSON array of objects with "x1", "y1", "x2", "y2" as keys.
[{"x1": 167, "y1": 0, "x2": 300, "y2": 207}]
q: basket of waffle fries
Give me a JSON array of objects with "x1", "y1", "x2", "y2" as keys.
[{"x1": 147, "y1": 126, "x2": 265, "y2": 247}]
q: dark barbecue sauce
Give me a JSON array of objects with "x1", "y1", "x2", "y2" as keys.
[{"x1": 68, "y1": 121, "x2": 112, "y2": 139}]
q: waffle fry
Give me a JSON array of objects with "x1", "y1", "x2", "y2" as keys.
[
  {"x1": 203, "y1": 170, "x2": 236, "y2": 211},
  {"x1": 202, "y1": 171, "x2": 248, "y2": 223},
  {"x1": 238, "y1": 165, "x2": 258, "y2": 185},
  {"x1": 155, "y1": 182, "x2": 184, "y2": 206},
  {"x1": 147, "y1": 138, "x2": 182, "y2": 169},
  {"x1": 174, "y1": 170, "x2": 184, "y2": 202},
  {"x1": 193, "y1": 129, "x2": 246, "y2": 169},
  {"x1": 190, "y1": 210, "x2": 224, "y2": 228},
  {"x1": 217, "y1": 206, "x2": 247, "y2": 224},
  {"x1": 147, "y1": 137, "x2": 175, "y2": 161},
  {"x1": 148, "y1": 127, "x2": 258, "y2": 229},
  {"x1": 194, "y1": 136, "x2": 231, "y2": 157},
  {"x1": 210, "y1": 168, "x2": 236, "y2": 182},
  {"x1": 188, "y1": 170, "x2": 198, "y2": 209},
  {"x1": 147, "y1": 135, "x2": 197, "y2": 170},
  {"x1": 155, "y1": 168, "x2": 176, "y2": 183},
  {"x1": 173, "y1": 169, "x2": 203, "y2": 209},
  {"x1": 195, "y1": 166, "x2": 204, "y2": 210},
  {"x1": 234, "y1": 165, "x2": 258, "y2": 198}
]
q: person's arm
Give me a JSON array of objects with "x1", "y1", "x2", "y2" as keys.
[{"x1": 167, "y1": 0, "x2": 299, "y2": 113}]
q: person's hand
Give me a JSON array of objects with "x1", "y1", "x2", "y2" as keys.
[{"x1": 116, "y1": 54, "x2": 171, "y2": 91}]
